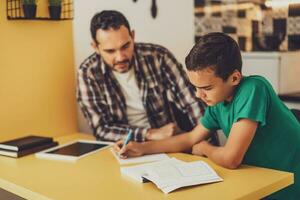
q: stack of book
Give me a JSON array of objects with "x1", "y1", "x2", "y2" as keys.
[
  {"x1": 0, "y1": 135, "x2": 58, "y2": 158},
  {"x1": 121, "y1": 158, "x2": 223, "y2": 193}
]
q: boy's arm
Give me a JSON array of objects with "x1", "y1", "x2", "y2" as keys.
[
  {"x1": 115, "y1": 123, "x2": 210, "y2": 157},
  {"x1": 193, "y1": 119, "x2": 258, "y2": 169}
]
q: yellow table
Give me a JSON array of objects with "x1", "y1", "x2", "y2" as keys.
[{"x1": 0, "y1": 133, "x2": 293, "y2": 200}]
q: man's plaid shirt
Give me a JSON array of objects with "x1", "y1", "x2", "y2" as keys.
[{"x1": 77, "y1": 43, "x2": 205, "y2": 142}]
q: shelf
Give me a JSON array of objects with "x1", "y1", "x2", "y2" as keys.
[
  {"x1": 7, "y1": 17, "x2": 72, "y2": 20},
  {"x1": 7, "y1": 0, "x2": 73, "y2": 20}
]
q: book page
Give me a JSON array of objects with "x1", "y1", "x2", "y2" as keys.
[
  {"x1": 120, "y1": 158, "x2": 185, "y2": 182},
  {"x1": 119, "y1": 156, "x2": 222, "y2": 194},
  {"x1": 143, "y1": 161, "x2": 223, "y2": 193}
]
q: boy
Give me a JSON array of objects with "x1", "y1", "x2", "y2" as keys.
[{"x1": 114, "y1": 32, "x2": 300, "y2": 199}]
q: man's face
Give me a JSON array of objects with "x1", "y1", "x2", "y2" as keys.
[
  {"x1": 92, "y1": 25, "x2": 135, "y2": 73},
  {"x1": 187, "y1": 67, "x2": 241, "y2": 106}
]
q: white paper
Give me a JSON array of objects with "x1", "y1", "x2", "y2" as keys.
[
  {"x1": 143, "y1": 161, "x2": 223, "y2": 193},
  {"x1": 120, "y1": 158, "x2": 185, "y2": 183},
  {"x1": 110, "y1": 148, "x2": 169, "y2": 165}
]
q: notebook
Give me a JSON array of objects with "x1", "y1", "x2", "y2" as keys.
[
  {"x1": 121, "y1": 158, "x2": 223, "y2": 193},
  {"x1": 0, "y1": 141, "x2": 58, "y2": 158},
  {"x1": 110, "y1": 148, "x2": 169, "y2": 165},
  {"x1": 0, "y1": 135, "x2": 53, "y2": 151}
]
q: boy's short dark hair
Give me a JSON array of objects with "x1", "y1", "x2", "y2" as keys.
[
  {"x1": 90, "y1": 10, "x2": 131, "y2": 44},
  {"x1": 185, "y1": 32, "x2": 242, "y2": 81}
]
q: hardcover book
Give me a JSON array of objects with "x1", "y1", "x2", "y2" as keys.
[
  {"x1": 0, "y1": 141, "x2": 58, "y2": 158},
  {"x1": 0, "y1": 135, "x2": 53, "y2": 151}
]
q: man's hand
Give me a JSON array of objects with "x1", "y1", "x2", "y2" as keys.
[
  {"x1": 113, "y1": 140, "x2": 144, "y2": 158},
  {"x1": 192, "y1": 140, "x2": 208, "y2": 157},
  {"x1": 146, "y1": 123, "x2": 179, "y2": 141}
]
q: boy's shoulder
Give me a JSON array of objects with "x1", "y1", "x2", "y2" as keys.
[
  {"x1": 241, "y1": 75, "x2": 269, "y2": 86},
  {"x1": 238, "y1": 75, "x2": 273, "y2": 93},
  {"x1": 233, "y1": 75, "x2": 274, "y2": 103}
]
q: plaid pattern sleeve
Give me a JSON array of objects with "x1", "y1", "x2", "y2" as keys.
[
  {"x1": 160, "y1": 48, "x2": 205, "y2": 126},
  {"x1": 77, "y1": 54, "x2": 148, "y2": 142}
]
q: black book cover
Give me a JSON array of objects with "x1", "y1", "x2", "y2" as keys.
[
  {"x1": 0, "y1": 141, "x2": 59, "y2": 158},
  {"x1": 0, "y1": 135, "x2": 53, "y2": 151}
]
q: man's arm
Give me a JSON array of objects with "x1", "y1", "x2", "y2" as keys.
[
  {"x1": 161, "y1": 50, "x2": 205, "y2": 127},
  {"x1": 115, "y1": 123, "x2": 211, "y2": 157},
  {"x1": 78, "y1": 69, "x2": 179, "y2": 142},
  {"x1": 77, "y1": 69, "x2": 149, "y2": 142},
  {"x1": 192, "y1": 119, "x2": 258, "y2": 169}
]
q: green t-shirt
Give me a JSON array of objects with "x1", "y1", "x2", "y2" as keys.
[{"x1": 201, "y1": 75, "x2": 300, "y2": 199}]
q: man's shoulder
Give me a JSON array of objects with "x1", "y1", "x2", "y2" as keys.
[
  {"x1": 135, "y1": 42, "x2": 169, "y2": 56},
  {"x1": 79, "y1": 53, "x2": 100, "y2": 71}
]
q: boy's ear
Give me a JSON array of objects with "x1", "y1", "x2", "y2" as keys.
[
  {"x1": 91, "y1": 41, "x2": 100, "y2": 55},
  {"x1": 230, "y1": 70, "x2": 242, "y2": 86}
]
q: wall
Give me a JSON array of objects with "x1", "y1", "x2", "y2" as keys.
[
  {"x1": 0, "y1": 1, "x2": 77, "y2": 141},
  {"x1": 73, "y1": 0, "x2": 195, "y2": 133},
  {"x1": 194, "y1": 0, "x2": 300, "y2": 51}
]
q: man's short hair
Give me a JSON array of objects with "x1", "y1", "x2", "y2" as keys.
[
  {"x1": 90, "y1": 10, "x2": 131, "y2": 44},
  {"x1": 185, "y1": 32, "x2": 242, "y2": 81}
]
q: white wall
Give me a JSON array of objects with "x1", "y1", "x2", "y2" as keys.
[{"x1": 73, "y1": 0, "x2": 195, "y2": 133}]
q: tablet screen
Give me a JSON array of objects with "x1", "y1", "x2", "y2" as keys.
[{"x1": 47, "y1": 142, "x2": 108, "y2": 156}]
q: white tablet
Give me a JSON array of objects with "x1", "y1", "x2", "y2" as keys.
[{"x1": 35, "y1": 140, "x2": 113, "y2": 162}]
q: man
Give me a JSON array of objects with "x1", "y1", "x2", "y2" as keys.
[{"x1": 77, "y1": 10, "x2": 205, "y2": 142}]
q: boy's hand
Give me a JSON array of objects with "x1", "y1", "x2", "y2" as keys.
[
  {"x1": 113, "y1": 140, "x2": 124, "y2": 153},
  {"x1": 192, "y1": 141, "x2": 208, "y2": 157},
  {"x1": 113, "y1": 140, "x2": 144, "y2": 158}
]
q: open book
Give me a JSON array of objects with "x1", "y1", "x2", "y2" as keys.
[{"x1": 121, "y1": 158, "x2": 223, "y2": 193}]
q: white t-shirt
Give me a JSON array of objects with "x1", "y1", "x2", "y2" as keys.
[{"x1": 112, "y1": 67, "x2": 150, "y2": 128}]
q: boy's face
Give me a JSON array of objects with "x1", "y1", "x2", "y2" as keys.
[
  {"x1": 92, "y1": 25, "x2": 135, "y2": 73},
  {"x1": 187, "y1": 67, "x2": 241, "y2": 106}
]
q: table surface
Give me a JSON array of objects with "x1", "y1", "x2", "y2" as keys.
[{"x1": 0, "y1": 133, "x2": 293, "y2": 200}]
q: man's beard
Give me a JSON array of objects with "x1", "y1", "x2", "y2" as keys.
[{"x1": 113, "y1": 59, "x2": 132, "y2": 73}]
